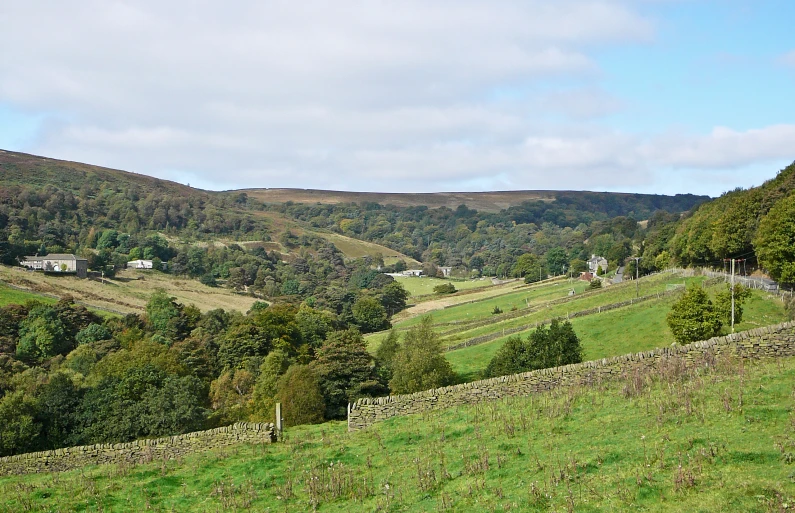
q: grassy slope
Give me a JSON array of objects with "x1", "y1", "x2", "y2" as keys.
[
  {"x1": 0, "y1": 265, "x2": 259, "y2": 314},
  {"x1": 446, "y1": 287, "x2": 789, "y2": 382},
  {"x1": 248, "y1": 211, "x2": 421, "y2": 266},
  {"x1": 440, "y1": 277, "x2": 710, "y2": 346},
  {"x1": 3, "y1": 356, "x2": 793, "y2": 512},
  {"x1": 368, "y1": 273, "x2": 697, "y2": 352},
  {"x1": 393, "y1": 276, "x2": 494, "y2": 296},
  {"x1": 315, "y1": 232, "x2": 421, "y2": 267},
  {"x1": 0, "y1": 282, "x2": 57, "y2": 307}
]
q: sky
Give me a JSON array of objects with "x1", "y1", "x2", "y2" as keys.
[{"x1": 0, "y1": 0, "x2": 793, "y2": 197}]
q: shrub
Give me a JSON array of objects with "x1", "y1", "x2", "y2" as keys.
[
  {"x1": 433, "y1": 282, "x2": 457, "y2": 294},
  {"x1": 588, "y1": 279, "x2": 602, "y2": 290},
  {"x1": 199, "y1": 273, "x2": 217, "y2": 287},
  {"x1": 666, "y1": 286, "x2": 722, "y2": 344},
  {"x1": 492, "y1": 306, "x2": 503, "y2": 315}
]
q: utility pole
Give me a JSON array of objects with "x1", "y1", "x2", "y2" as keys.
[
  {"x1": 633, "y1": 257, "x2": 640, "y2": 297},
  {"x1": 731, "y1": 258, "x2": 736, "y2": 333}
]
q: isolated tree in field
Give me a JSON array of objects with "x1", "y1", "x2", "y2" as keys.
[
  {"x1": 484, "y1": 335, "x2": 531, "y2": 378},
  {"x1": 275, "y1": 364, "x2": 325, "y2": 426},
  {"x1": 666, "y1": 286, "x2": 722, "y2": 344},
  {"x1": 389, "y1": 316, "x2": 456, "y2": 394},
  {"x1": 754, "y1": 193, "x2": 795, "y2": 283},
  {"x1": 485, "y1": 319, "x2": 582, "y2": 378},
  {"x1": 713, "y1": 283, "x2": 752, "y2": 326}
]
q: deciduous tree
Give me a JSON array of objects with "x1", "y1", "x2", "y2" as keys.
[{"x1": 389, "y1": 316, "x2": 455, "y2": 394}]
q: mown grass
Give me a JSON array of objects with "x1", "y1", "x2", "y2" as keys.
[
  {"x1": 3, "y1": 355, "x2": 794, "y2": 512},
  {"x1": 445, "y1": 287, "x2": 789, "y2": 382},
  {"x1": 393, "y1": 276, "x2": 494, "y2": 296}
]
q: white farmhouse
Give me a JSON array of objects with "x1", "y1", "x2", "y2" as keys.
[
  {"x1": 127, "y1": 259, "x2": 154, "y2": 269},
  {"x1": 587, "y1": 255, "x2": 608, "y2": 274}
]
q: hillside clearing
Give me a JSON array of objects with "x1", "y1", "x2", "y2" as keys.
[
  {"x1": 393, "y1": 276, "x2": 496, "y2": 296},
  {"x1": 0, "y1": 265, "x2": 259, "y2": 314}
]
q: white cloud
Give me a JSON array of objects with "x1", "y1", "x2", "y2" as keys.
[
  {"x1": 0, "y1": 1, "x2": 789, "y2": 196},
  {"x1": 647, "y1": 125, "x2": 795, "y2": 169}
]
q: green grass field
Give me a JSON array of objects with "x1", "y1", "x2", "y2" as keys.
[
  {"x1": 367, "y1": 273, "x2": 705, "y2": 353},
  {"x1": 0, "y1": 282, "x2": 57, "y2": 307},
  {"x1": 445, "y1": 287, "x2": 789, "y2": 382},
  {"x1": 3, "y1": 355, "x2": 793, "y2": 512},
  {"x1": 393, "y1": 276, "x2": 494, "y2": 296},
  {"x1": 435, "y1": 277, "x2": 704, "y2": 348}
]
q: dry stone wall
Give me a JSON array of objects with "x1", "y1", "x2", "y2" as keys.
[
  {"x1": 0, "y1": 422, "x2": 276, "y2": 476},
  {"x1": 349, "y1": 321, "x2": 795, "y2": 431}
]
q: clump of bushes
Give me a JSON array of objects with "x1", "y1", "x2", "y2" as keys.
[{"x1": 433, "y1": 283, "x2": 457, "y2": 294}]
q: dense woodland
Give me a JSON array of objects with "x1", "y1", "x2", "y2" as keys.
[
  {"x1": 0, "y1": 293, "x2": 461, "y2": 456},
  {"x1": 0, "y1": 152, "x2": 794, "y2": 457}
]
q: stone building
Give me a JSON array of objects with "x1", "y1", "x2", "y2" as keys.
[{"x1": 21, "y1": 254, "x2": 88, "y2": 278}]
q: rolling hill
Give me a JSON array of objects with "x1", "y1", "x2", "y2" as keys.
[{"x1": 242, "y1": 187, "x2": 709, "y2": 214}]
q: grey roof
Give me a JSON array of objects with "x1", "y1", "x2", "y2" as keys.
[
  {"x1": 37, "y1": 254, "x2": 87, "y2": 261},
  {"x1": 44, "y1": 254, "x2": 79, "y2": 260}
]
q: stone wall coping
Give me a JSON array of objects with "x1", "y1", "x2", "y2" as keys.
[{"x1": 0, "y1": 422, "x2": 275, "y2": 464}]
